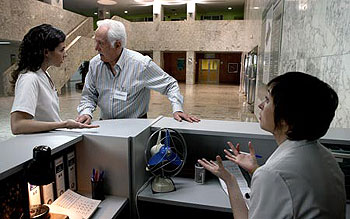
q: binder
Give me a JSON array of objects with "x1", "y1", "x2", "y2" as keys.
[
  {"x1": 54, "y1": 156, "x2": 66, "y2": 197},
  {"x1": 41, "y1": 183, "x2": 54, "y2": 205},
  {"x1": 28, "y1": 183, "x2": 41, "y2": 207},
  {"x1": 66, "y1": 151, "x2": 77, "y2": 191}
]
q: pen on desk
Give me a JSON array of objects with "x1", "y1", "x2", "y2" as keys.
[
  {"x1": 229, "y1": 149, "x2": 262, "y2": 158},
  {"x1": 95, "y1": 169, "x2": 99, "y2": 182}
]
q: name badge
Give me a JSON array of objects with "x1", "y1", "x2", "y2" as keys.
[{"x1": 114, "y1": 90, "x2": 127, "y2": 101}]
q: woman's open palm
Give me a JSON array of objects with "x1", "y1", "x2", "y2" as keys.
[{"x1": 224, "y1": 141, "x2": 259, "y2": 174}]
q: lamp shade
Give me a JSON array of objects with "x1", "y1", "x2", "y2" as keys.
[{"x1": 27, "y1": 146, "x2": 54, "y2": 186}]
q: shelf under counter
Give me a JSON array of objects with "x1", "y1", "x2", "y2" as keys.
[{"x1": 137, "y1": 177, "x2": 231, "y2": 213}]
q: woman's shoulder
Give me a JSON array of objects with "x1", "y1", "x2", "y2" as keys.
[
  {"x1": 16, "y1": 70, "x2": 43, "y2": 87},
  {"x1": 19, "y1": 70, "x2": 42, "y2": 79}
]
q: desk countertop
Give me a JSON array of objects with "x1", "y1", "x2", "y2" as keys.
[
  {"x1": 55, "y1": 117, "x2": 161, "y2": 138},
  {"x1": 0, "y1": 132, "x2": 82, "y2": 180},
  {"x1": 0, "y1": 117, "x2": 161, "y2": 181},
  {"x1": 152, "y1": 117, "x2": 350, "y2": 145}
]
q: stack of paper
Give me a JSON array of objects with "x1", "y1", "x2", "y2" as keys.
[
  {"x1": 219, "y1": 160, "x2": 250, "y2": 208},
  {"x1": 48, "y1": 189, "x2": 101, "y2": 219}
]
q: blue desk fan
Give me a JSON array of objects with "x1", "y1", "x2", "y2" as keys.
[{"x1": 145, "y1": 128, "x2": 187, "y2": 193}]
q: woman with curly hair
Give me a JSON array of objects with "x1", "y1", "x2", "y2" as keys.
[{"x1": 10, "y1": 24, "x2": 98, "y2": 134}]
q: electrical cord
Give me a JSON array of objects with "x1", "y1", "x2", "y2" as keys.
[{"x1": 135, "y1": 176, "x2": 154, "y2": 219}]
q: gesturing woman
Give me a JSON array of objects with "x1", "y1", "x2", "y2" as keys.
[{"x1": 199, "y1": 72, "x2": 345, "y2": 219}]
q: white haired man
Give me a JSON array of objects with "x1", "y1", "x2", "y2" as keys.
[{"x1": 76, "y1": 19, "x2": 199, "y2": 124}]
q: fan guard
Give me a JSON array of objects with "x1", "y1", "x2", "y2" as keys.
[{"x1": 144, "y1": 128, "x2": 187, "y2": 193}]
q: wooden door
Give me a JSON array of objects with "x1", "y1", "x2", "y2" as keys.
[{"x1": 198, "y1": 59, "x2": 220, "y2": 84}]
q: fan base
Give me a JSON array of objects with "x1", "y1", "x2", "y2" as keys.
[{"x1": 151, "y1": 176, "x2": 176, "y2": 193}]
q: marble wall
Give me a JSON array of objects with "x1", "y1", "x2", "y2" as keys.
[
  {"x1": 0, "y1": 0, "x2": 95, "y2": 95},
  {"x1": 0, "y1": 0, "x2": 86, "y2": 42},
  {"x1": 112, "y1": 16, "x2": 261, "y2": 53},
  {"x1": 279, "y1": 0, "x2": 350, "y2": 128},
  {"x1": 246, "y1": 0, "x2": 350, "y2": 128}
]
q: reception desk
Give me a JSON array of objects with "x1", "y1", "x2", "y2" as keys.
[{"x1": 0, "y1": 116, "x2": 349, "y2": 218}]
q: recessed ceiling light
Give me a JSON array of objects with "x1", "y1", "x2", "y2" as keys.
[
  {"x1": 106, "y1": 11, "x2": 110, "y2": 14},
  {"x1": 97, "y1": 0, "x2": 117, "y2": 6},
  {"x1": 228, "y1": 7, "x2": 232, "y2": 10},
  {"x1": 0, "y1": 42, "x2": 10, "y2": 45},
  {"x1": 253, "y1": 6, "x2": 260, "y2": 9},
  {"x1": 94, "y1": 12, "x2": 98, "y2": 15},
  {"x1": 124, "y1": 10, "x2": 128, "y2": 14}
]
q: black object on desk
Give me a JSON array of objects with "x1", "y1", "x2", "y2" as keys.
[
  {"x1": 27, "y1": 146, "x2": 54, "y2": 185},
  {"x1": 91, "y1": 169, "x2": 105, "y2": 200},
  {"x1": 91, "y1": 180, "x2": 105, "y2": 200},
  {"x1": 27, "y1": 145, "x2": 54, "y2": 218}
]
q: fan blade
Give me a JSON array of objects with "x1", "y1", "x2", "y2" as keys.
[
  {"x1": 166, "y1": 150, "x2": 182, "y2": 166},
  {"x1": 150, "y1": 131, "x2": 163, "y2": 156},
  {"x1": 148, "y1": 145, "x2": 167, "y2": 166},
  {"x1": 156, "y1": 130, "x2": 162, "y2": 145},
  {"x1": 165, "y1": 130, "x2": 170, "y2": 147},
  {"x1": 164, "y1": 129, "x2": 182, "y2": 166}
]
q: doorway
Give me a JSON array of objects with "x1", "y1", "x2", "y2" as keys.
[
  {"x1": 163, "y1": 52, "x2": 186, "y2": 82},
  {"x1": 198, "y1": 59, "x2": 220, "y2": 84}
]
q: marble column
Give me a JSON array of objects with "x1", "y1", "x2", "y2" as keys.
[
  {"x1": 187, "y1": 1, "x2": 196, "y2": 21},
  {"x1": 98, "y1": 8, "x2": 111, "y2": 20},
  {"x1": 153, "y1": 0, "x2": 163, "y2": 23},
  {"x1": 186, "y1": 51, "x2": 195, "y2": 85},
  {"x1": 153, "y1": 50, "x2": 164, "y2": 69}
]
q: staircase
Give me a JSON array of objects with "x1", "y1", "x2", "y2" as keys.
[{"x1": 0, "y1": 0, "x2": 97, "y2": 96}]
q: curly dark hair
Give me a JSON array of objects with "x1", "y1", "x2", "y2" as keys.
[
  {"x1": 268, "y1": 72, "x2": 338, "y2": 141},
  {"x1": 10, "y1": 24, "x2": 66, "y2": 89}
]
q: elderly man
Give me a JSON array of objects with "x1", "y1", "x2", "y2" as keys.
[{"x1": 76, "y1": 19, "x2": 199, "y2": 124}]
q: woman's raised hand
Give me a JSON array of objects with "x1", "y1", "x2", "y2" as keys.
[
  {"x1": 224, "y1": 141, "x2": 259, "y2": 174},
  {"x1": 198, "y1": 155, "x2": 233, "y2": 183}
]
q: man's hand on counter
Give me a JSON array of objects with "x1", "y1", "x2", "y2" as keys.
[
  {"x1": 65, "y1": 119, "x2": 99, "y2": 129},
  {"x1": 75, "y1": 114, "x2": 92, "y2": 125},
  {"x1": 173, "y1": 111, "x2": 200, "y2": 123}
]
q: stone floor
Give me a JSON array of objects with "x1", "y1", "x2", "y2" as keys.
[{"x1": 0, "y1": 82, "x2": 258, "y2": 142}]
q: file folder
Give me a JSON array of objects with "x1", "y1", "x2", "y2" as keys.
[
  {"x1": 66, "y1": 151, "x2": 77, "y2": 191},
  {"x1": 54, "y1": 156, "x2": 66, "y2": 197}
]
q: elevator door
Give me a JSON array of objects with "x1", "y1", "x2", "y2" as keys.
[{"x1": 198, "y1": 59, "x2": 220, "y2": 84}]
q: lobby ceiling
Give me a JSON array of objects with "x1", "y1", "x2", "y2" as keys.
[{"x1": 63, "y1": 0, "x2": 245, "y2": 17}]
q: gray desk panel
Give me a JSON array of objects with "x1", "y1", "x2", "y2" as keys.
[
  {"x1": 152, "y1": 117, "x2": 273, "y2": 139},
  {"x1": 153, "y1": 117, "x2": 350, "y2": 145},
  {"x1": 76, "y1": 135, "x2": 130, "y2": 197},
  {"x1": 322, "y1": 128, "x2": 350, "y2": 145},
  {"x1": 138, "y1": 177, "x2": 231, "y2": 213}
]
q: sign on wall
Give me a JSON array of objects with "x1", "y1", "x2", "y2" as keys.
[{"x1": 228, "y1": 63, "x2": 239, "y2": 74}]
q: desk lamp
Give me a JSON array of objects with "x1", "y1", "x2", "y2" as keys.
[{"x1": 27, "y1": 145, "x2": 54, "y2": 219}]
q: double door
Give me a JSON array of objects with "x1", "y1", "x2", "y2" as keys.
[{"x1": 198, "y1": 59, "x2": 220, "y2": 84}]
